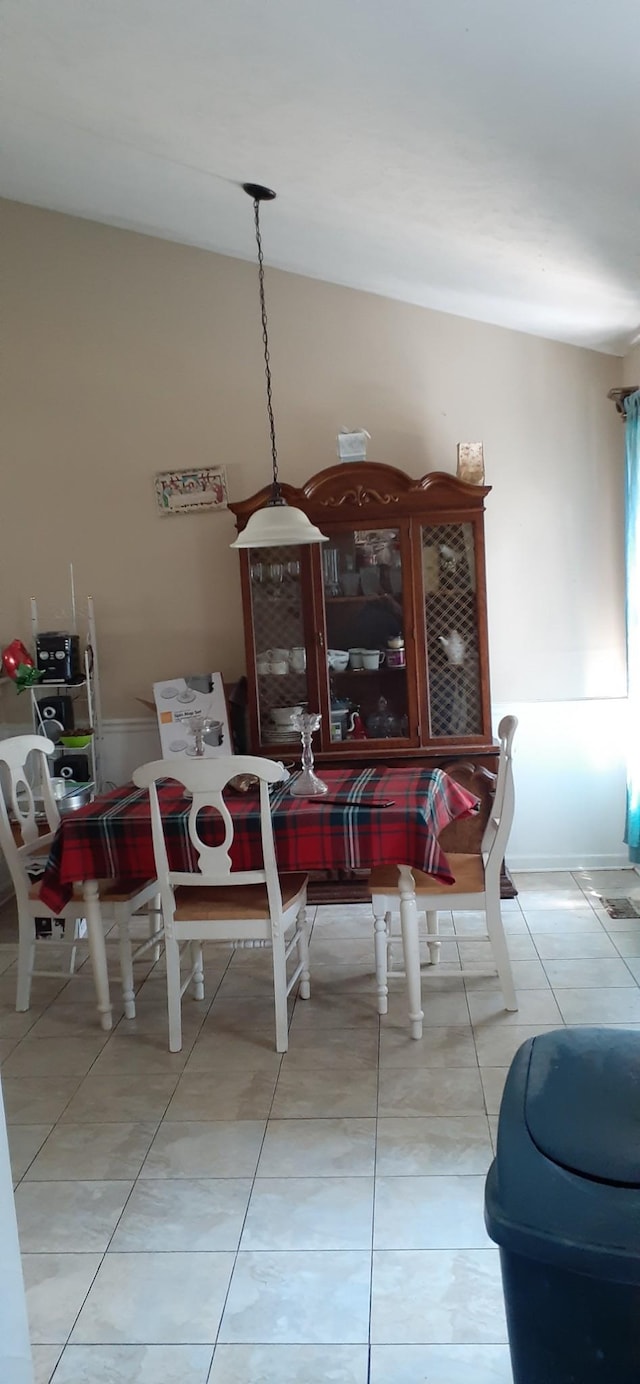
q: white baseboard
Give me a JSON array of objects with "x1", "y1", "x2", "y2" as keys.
[{"x1": 508, "y1": 854, "x2": 635, "y2": 872}]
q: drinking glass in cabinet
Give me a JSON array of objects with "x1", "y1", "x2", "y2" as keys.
[
  {"x1": 322, "y1": 547, "x2": 340, "y2": 595},
  {"x1": 268, "y1": 561, "x2": 285, "y2": 594},
  {"x1": 339, "y1": 552, "x2": 360, "y2": 596},
  {"x1": 389, "y1": 550, "x2": 403, "y2": 595},
  {"x1": 359, "y1": 559, "x2": 381, "y2": 597}
]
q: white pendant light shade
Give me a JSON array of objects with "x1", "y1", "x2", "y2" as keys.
[{"x1": 230, "y1": 501, "x2": 328, "y2": 549}]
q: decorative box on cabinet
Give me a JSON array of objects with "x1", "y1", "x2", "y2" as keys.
[{"x1": 230, "y1": 463, "x2": 515, "y2": 899}]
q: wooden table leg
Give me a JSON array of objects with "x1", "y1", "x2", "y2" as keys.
[
  {"x1": 398, "y1": 865, "x2": 424, "y2": 1040},
  {"x1": 83, "y1": 879, "x2": 112, "y2": 1032}
]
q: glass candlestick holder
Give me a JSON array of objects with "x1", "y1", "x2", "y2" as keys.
[
  {"x1": 289, "y1": 711, "x2": 328, "y2": 797},
  {"x1": 186, "y1": 713, "x2": 217, "y2": 757}
]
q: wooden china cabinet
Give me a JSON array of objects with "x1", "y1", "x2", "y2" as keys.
[{"x1": 230, "y1": 462, "x2": 515, "y2": 898}]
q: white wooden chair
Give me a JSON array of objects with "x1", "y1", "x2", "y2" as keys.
[
  {"x1": 0, "y1": 735, "x2": 163, "y2": 1017},
  {"x1": 132, "y1": 755, "x2": 311, "y2": 1053},
  {"x1": 368, "y1": 715, "x2": 519, "y2": 1017}
]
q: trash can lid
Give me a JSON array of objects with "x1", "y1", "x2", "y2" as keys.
[{"x1": 525, "y1": 1028, "x2": 640, "y2": 1185}]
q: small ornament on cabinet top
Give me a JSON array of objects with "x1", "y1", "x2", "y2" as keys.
[
  {"x1": 457, "y1": 442, "x2": 485, "y2": 486},
  {"x1": 337, "y1": 429, "x2": 370, "y2": 462}
]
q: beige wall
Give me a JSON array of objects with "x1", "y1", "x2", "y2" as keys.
[
  {"x1": 624, "y1": 343, "x2": 640, "y2": 385},
  {"x1": 1, "y1": 198, "x2": 624, "y2": 717}
]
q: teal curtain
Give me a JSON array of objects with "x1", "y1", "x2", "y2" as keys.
[{"x1": 624, "y1": 390, "x2": 640, "y2": 862}]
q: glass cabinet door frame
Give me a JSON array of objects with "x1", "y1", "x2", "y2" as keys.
[
  {"x1": 410, "y1": 509, "x2": 493, "y2": 746},
  {"x1": 308, "y1": 517, "x2": 421, "y2": 752},
  {"x1": 238, "y1": 543, "x2": 323, "y2": 752}
]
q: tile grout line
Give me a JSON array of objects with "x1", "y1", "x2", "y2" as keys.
[
  {"x1": 36, "y1": 1047, "x2": 191, "y2": 1363},
  {"x1": 206, "y1": 931, "x2": 294, "y2": 1369},
  {"x1": 26, "y1": 937, "x2": 232, "y2": 1373}
]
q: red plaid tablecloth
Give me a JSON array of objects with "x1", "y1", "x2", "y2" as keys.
[{"x1": 39, "y1": 766, "x2": 479, "y2": 914}]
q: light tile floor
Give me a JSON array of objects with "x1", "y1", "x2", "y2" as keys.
[{"x1": 1, "y1": 867, "x2": 639, "y2": 1383}]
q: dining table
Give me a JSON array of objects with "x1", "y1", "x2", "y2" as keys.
[{"x1": 39, "y1": 764, "x2": 479, "y2": 1039}]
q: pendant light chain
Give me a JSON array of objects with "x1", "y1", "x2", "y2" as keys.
[{"x1": 252, "y1": 197, "x2": 281, "y2": 502}]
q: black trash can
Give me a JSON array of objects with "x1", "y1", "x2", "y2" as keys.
[{"x1": 485, "y1": 1026, "x2": 640, "y2": 1384}]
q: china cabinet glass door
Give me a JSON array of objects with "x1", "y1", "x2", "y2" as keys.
[
  {"x1": 320, "y1": 525, "x2": 414, "y2": 746},
  {"x1": 249, "y1": 546, "x2": 311, "y2": 747},
  {"x1": 421, "y1": 521, "x2": 484, "y2": 739}
]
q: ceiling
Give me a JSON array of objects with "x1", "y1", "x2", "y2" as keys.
[{"x1": 1, "y1": 0, "x2": 639, "y2": 353}]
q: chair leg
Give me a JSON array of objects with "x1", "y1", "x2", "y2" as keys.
[
  {"x1": 83, "y1": 880, "x2": 113, "y2": 1032},
  {"x1": 398, "y1": 866, "x2": 424, "y2": 1040},
  {"x1": 68, "y1": 944, "x2": 78, "y2": 975},
  {"x1": 165, "y1": 933, "x2": 183, "y2": 1052},
  {"x1": 16, "y1": 911, "x2": 35, "y2": 1012},
  {"x1": 425, "y1": 909, "x2": 441, "y2": 966},
  {"x1": 388, "y1": 912, "x2": 403, "y2": 975},
  {"x1": 271, "y1": 931, "x2": 289, "y2": 1053},
  {"x1": 191, "y1": 943, "x2": 205, "y2": 1001},
  {"x1": 297, "y1": 906, "x2": 311, "y2": 1000},
  {"x1": 149, "y1": 893, "x2": 162, "y2": 963},
  {"x1": 116, "y1": 904, "x2": 136, "y2": 1020},
  {"x1": 373, "y1": 899, "x2": 389, "y2": 1014},
  {"x1": 485, "y1": 889, "x2": 518, "y2": 1011}
]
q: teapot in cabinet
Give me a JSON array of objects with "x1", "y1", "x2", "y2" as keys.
[{"x1": 438, "y1": 629, "x2": 466, "y2": 666}]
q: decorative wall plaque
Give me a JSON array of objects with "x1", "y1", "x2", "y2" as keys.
[{"x1": 155, "y1": 467, "x2": 228, "y2": 515}]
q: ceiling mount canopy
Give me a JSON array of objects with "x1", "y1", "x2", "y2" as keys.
[{"x1": 230, "y1": 183, "x2": 328, "y2": 550}]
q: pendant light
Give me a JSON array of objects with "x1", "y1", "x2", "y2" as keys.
[{"x1": 230, "y1": 183, "x2": 328, "y2": 549}]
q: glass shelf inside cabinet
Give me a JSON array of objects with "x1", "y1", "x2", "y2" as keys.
[
  {"x1": 322, "y1": 527, "x2": 409, "y2": 743},
  {"x1": 250, "y1": 547, "x2": 309, "y2": 746},
  {"x1": 422, "y1": 521, "x2": 482, "y2": 738}
]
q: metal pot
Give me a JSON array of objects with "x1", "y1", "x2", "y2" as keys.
[
  {"x1": 49, "y1": 778, "x2": 92, "y2": 812},
  {"x1": 60, "y1": 785, "x2": 93, "y2": 812}
]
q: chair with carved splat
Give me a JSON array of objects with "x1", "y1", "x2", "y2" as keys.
[
  {"x1": 0, "y1": 735, "x2": 162, "y2": 1016},
  {"x1": 132, "y1": 755, "x2": 310, "y2": 1052},
  {"x1": 368, "y1": 716, "x2": 519, "y2": 1018}
]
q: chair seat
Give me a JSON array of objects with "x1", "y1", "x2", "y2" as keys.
[
  {"x1": 173, "y1": 873, "x2": 308, "y2": 921},
  {"x1": 369, "y1": 854, "x2": 485, "y2": 897},
  {"x1": 29, "y1": 878, "x2": 157, "y2": 906}
]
